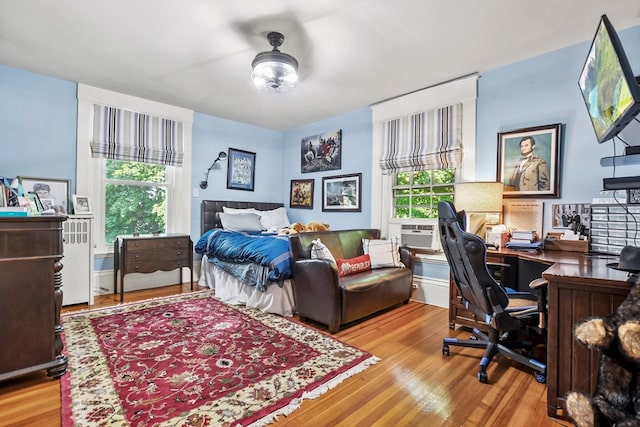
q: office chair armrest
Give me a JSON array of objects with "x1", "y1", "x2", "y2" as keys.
[{"x1": 529, "y1": 277, "x2": 548, "y2": 289}]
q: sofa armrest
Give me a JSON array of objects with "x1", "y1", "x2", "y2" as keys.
[
  {"x1": 291, "y1": 258, "x2": 343, "y2": 330},
  {"x1": 399, "y1": 246, "x2": 415, "y2": 272}
]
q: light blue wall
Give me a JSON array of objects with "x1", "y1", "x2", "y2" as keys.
[
  {"x1": 190, "y1": 112, "x2": 283, "y2": 239},
  {"x1": 0, "y1": 65, "x2": 77, "y2": 192},
  {"x1": 281, "y1": 108, "x2": 373, "y2": 229},
  {"x1": 477, "y1": 24, "x2": 640, "y2": 231},
  {"x1": 2, "y1": 22, "x2": 640, "y2": 252}
]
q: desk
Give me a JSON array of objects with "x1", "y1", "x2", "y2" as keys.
[
  {"x1": 544, "y1": 256, "x2": 628, "y2": 418},
  {"x1": 448, "y1": 248, "x2": 629, "y2": 419},
  {"x1": 113, "y1": 234, "x2": 193, "y2": 302}
]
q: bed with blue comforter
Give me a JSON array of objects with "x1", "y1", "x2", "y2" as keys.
[
  {"x1": 196, "y1": 200, "x2": 295, "y2": 316},
  {"x1": 195, "y1": 228, "x2": 292, "y2": 291}
]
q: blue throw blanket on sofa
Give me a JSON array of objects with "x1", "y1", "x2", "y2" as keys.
[{"x1": 195, "y1": 229, "x2": 292, "y2": 290}]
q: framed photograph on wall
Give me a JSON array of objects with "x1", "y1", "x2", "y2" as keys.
[
  {"x1": 72, "y1": 195, "x2": 92, "y2": 214},
  {"x1": 551, "y1": 203, "x2": 591, "y2": 231},
  {"x1": 322, "y1": 173, "x2": 361, "y2": 212},
  {"x1": 301, "y1": 129, "x2": 342, "y2": 173},
  {"x1": 497, "y1": 123, "x2": 561, "y2": 198},
  {"x1": 18, "y1": 176, "x2": 70, "y2": 214},
  {"x1": 289, "y1": 179, "x2": 314, "y2": 209},
  {"x1": 226, "y1": 148, "x2": 256, "y2": 191}
]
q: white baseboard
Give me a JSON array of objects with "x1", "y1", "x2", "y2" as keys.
[
  {"x1": 94, "y1": 261, "x2": 202, "y2": 296},
  {"x1": 411, "y1": 275, "x2": 450, "y2": 308}
]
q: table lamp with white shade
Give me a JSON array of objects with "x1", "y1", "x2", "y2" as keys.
[{"x1": 454, "y1": 181, "x2": 504, "y2": 238}]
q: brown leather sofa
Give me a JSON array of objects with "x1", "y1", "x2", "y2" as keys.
[{"x1": 288, "y1": 229, "x2": 415, "y2": 333}]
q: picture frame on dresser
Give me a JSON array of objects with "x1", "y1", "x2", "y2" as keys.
[
  {"x1": 72, "y1": 195, "x2": 92, "y2": 214},
  {"x1": 18, "y1": 176, "x2": 71, "y2": 214}
]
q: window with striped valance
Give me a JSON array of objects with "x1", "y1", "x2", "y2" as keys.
[
  {"x1": 380, "y1": 103, "x2": 463, "y2": 174},
  {"x1": 90, "y1": 104, "x2": 184, "y2": 166}
]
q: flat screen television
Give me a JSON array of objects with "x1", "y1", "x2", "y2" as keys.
[{"x1": 578, "y1": 14, "x2": 640, "y2": 143}]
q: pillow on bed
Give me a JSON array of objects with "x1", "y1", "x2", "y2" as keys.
[
  {"x1": 222, "y1": 206, "x2": 259, "y2": 215},
  {"x1": 310, "y1": 239, "x2": 336, "y2": 264},
  {"x1": 336, "y1": 254, "x2": 371, "y2": 277},
  {"x1": 257, "y1": 207, "x2": 290, "y2": 231},
  {"x1": 219, "y1": 212, "x2": 264, "y2": 232},
  {"x1": 362, "y1": 238, "x2": 404, "y2": 269}
]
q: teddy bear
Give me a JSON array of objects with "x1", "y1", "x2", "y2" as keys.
[{"x1": 565, "y1": 245, "x2": 640, "y2": 427}]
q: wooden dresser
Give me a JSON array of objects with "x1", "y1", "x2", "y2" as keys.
[
  {"x1": 0, "y1": 216, "x2": 68, "y2": 381},
  {"x1": 113, "y1": 234, "x2": 193, "y2": 302}
]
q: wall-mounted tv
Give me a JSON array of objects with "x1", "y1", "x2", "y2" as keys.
[{"x1": 578, "y1": 14, "x2": 640, "y2": 143}]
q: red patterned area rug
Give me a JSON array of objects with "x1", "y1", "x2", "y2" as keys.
[{"x1": 60, "y1": 291, "x2": 378, "y2": 426}]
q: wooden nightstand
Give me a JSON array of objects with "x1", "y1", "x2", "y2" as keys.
[{"x1": 113, "y1": 234, "x2": 193, "y2": 302}]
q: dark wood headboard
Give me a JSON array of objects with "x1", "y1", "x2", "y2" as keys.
[{"x1": 200, "y1": 200, "x2": 285, "y2": 234}]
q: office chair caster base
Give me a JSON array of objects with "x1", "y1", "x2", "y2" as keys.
[
  {"x1": 442, "y1": 344, "x2": 450, "y2": 356},
  {"x1": 534, "y1": 372, "x2": 546, "y2": 384},
  {"x1": 478, "y1": 370, "x2": 488, "y2": 383}
]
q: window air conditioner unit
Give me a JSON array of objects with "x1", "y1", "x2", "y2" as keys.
[{"x1": 387, "y1": 218, "x2": 441, "y2": 252}]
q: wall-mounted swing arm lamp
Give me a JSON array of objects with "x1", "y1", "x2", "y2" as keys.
[{"x1": 199, "y1": 151, "x2": 228, "y2": 189}]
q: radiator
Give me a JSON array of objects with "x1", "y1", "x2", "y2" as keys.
[{"x1": 62, "y1": 215, "x2": 94, "y2": 305}]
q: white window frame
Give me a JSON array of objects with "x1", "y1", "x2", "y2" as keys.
[
  {"x1": 370, "y1": 75, "x2": 478, "y2": 238},
  {"x1": 76, "y1": 84, "x2": 193, "y2": 255}
]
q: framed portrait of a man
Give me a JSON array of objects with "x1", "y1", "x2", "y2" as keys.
[{"x1": 497, "y1": 123, "x2": 561, "y2": 198}]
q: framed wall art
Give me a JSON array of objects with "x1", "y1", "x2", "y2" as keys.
[
  {"x1": 496, "y1": 123, "x2": 561, "y2": 198},
  {"x1": 226, "y1": 148, "x2": 256, "y2": 191},
  {"x1": 289, "y1": 179, "x2": 314, "y2": 209},
  {"x1": 301, "y1": 129, "x2": 342, "y2": 173},
  {"x1": 18, "y1": 176, "x2": 70, "y2": 214},
  {"x1": 322, "y1": 173, "x2": 361, "y2": 212}
]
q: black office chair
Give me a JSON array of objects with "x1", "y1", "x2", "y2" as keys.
[{"x1": 438, "y1": 201, "x2": 546, "y2": 384}]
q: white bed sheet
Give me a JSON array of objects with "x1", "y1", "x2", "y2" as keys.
[{"x1": 199, "y1": 255, "x2": 295, "y2": 317}]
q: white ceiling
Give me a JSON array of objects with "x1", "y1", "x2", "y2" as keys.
[{"x1": 1, "y1": 1, "x2": 640, "y2": 131}]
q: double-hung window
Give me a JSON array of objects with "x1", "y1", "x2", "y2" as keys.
[
  {"x1": 393, "y1": 169, "x2": 455, "y2": 219},
  {"x1": 369, "y1": 75, "x2": 477, "y2": 234},
  {"x1": 76, "y1": 84, "x2": 193, "y2": 254}
]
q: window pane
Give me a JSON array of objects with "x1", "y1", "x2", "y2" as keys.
[
  {"x1": 105, "y1": 183, "x2": 167, "y2": 243},
  {"x1": 105, "y1": 159, "x2": 166, "y2": 183},
  {"x1": 392, "y1": 168, "x2": 456, "y2": 219},
  {"x1": 433, "y1": 169, "x2": 455, "y2": 183}
]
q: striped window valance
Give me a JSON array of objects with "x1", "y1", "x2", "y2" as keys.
[
  {"x1": 91, "y1": 104, "x2": 184, "y2": 166},
  {"x1": 380, "y1": 103, "x2": 462, "y2": 174}
]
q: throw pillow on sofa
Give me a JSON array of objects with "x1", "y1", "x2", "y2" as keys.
[
  {"x1": 362, "y1": 238, "x2": 404, "y2": 269},
  {"x1": 336, "y1": 254, "x2": 371, "y2": 277},
  {"x1": 310, "y1": 239, "x2": 336, "y2": 264}
]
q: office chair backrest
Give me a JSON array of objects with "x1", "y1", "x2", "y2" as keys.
[{"x1": 438, "y1": 201, "x2": 509, "y2": 321}]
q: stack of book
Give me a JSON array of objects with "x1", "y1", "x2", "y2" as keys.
[
  {"x1": 509, "y1": 230, "x2": 537, "y2": 244},
  {"x1": 0, "y1": 207, "x2": 29, "y2": 217},
  {"x1": 506, "y1": 230, "x2": 542, "y2": 250}
]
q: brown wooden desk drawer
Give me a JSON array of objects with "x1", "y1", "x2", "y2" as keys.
[
  {"x1": 125, "y1": 248, "x2": 190, "y2": 263},
  {"x1": 125, "y1": 259, "x2": 190, "y2": 274},
  {"x1": 126, "y1": 237, "x2": 190, "y2": 251}
]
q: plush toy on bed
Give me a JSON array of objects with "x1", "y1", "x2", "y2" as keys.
[
  {"x1": 278, "y1": 221, "x2": 330, "y2": 235},
  {"x1": 566, "y1": 245, "x2": 640, "y2": 427}
]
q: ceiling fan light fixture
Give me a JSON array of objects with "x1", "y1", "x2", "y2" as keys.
[{"x1": 251, "y1": 32, "x2": 299, "y2": 93}]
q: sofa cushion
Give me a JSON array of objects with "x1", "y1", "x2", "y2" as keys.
[
  {"x1": 362, "y1": 238, "x2": 404, "y2": 269},
  {"x1": 336, "y1": 254, "x2": 371, "y2": 277},
  {"x1": 310, "y1": 239, "x2": 336, "y2": 264}
]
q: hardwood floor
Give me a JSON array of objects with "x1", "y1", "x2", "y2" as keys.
[{"x1": 0, "y1": 284, "x2": 573, "y2": 427}]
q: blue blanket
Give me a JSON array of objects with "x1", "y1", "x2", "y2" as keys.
[{"x1": 195, "y1": 229, "x2": 292, "y2": 289}]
